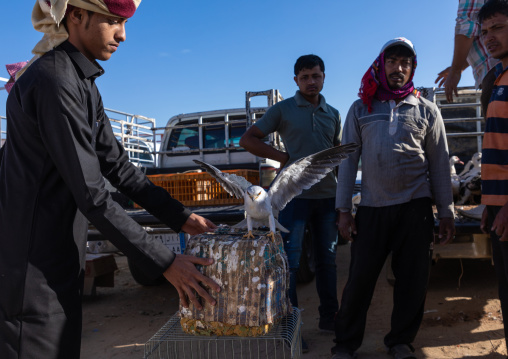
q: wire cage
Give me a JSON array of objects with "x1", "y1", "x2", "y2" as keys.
[{"x1": 144, "y1": 308, "x2": 302, "y2": 359}]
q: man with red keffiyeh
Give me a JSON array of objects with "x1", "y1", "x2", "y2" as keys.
[
  {"x1": 0, "y1": 1, "x2": 221, "y2": 358},
  {"x1": 331, "y1": 38, "x2": 455, "y2": 359}
]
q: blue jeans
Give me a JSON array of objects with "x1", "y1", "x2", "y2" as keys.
[{"x1": 278, "y1": 198, "x2": 339, "y2": 319}]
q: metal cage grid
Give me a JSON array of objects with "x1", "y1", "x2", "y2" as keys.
[{"x1": 144, "y1": 308, "x2": 302, "y2": 359}]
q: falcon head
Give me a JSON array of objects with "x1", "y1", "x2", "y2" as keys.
[{"x1": 245, "y1": 185, "x2": 267, "y2": 203}]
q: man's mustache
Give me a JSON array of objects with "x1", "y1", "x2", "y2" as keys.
[{"x1": 388, "y1": 72, "x2": 405, "y2": 80}]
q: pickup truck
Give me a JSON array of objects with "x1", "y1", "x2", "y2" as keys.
[{"x1": 89, "y1": 90, "x2": 318, "y2": 285}]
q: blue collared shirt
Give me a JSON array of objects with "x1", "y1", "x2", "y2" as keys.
[{"x1": 255, "y1": 90, "x2": 342, "y2": 199}]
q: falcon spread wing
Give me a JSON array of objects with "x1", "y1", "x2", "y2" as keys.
[
  {"x1": 269, "y1": 143, "x2": 359, "y2": 211},
  {"x1": 193, "y1": 160, "x2": 252, "y2": 199}
]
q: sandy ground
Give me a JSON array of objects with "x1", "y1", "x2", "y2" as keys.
[{"x1": 81, "y1": 243, "x2": 507, "y2": 359}]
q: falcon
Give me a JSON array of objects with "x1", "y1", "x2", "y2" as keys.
[{"x1": 193, "y1": 143, "x2": 359, "y2": 240}]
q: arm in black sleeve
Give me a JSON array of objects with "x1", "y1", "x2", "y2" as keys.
[
  {"x1": 35, "y1": 69, "x2": 175, "y2": 280},
  {"x1": 93, "y1": 97, "x2": 191, "y2": 230}
]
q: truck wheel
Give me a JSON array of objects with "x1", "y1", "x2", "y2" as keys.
[
  {"x1": 127, "y1": 257, "x2": 166, "y2": 286},
  {"x1": 297, "y1": 227, "x2": 316, "y2": 283}
]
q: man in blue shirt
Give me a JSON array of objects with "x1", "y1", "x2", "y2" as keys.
[{"x1": 240, "y1": 54, "x2": 342, "y2": 352}]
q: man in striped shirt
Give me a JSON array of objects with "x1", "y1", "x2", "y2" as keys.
[{"x1": 479, "y1": 0, "x2": 508, "y2": 348}]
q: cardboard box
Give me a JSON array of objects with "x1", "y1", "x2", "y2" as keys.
[{"x1": 84, "y1": 253, "x2": 118, "y2": 296}]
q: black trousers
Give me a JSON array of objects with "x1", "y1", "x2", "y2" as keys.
[
  {"x1": 334, "y1": 198, "x2": 434, "y2": 353},
  {"x1": 487, "y1": 205, "x2": 508, "y2": 345}
]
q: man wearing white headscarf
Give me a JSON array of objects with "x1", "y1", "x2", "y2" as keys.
[{"x1": 0, "y1": 2, "x2": 221, "y2": 358}]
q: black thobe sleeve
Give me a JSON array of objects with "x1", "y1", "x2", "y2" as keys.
[
  {"x1": 35, "y1": 73, "x2": 189, "y2": 280},
  {"x1": 94, "y1": 95, "x2": 192, "y2": 228}
]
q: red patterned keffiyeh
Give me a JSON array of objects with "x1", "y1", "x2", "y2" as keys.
[
  {"x1": 358, "y1": 51, "x2": 419, "y2": 112},
  {"x1": 4, "y1": 62, "x2": 29, "y2": 93}
]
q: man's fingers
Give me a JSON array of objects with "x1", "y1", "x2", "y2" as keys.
[
  {"x1": 183, "y1": 285, "x2": 204, "y2": 310},
  {"x1": 190, "y1": 281, "x2": 217, "y2": 306},
  {"x1": 436, "y1": 76, "x2": 446, "y2": 87},
  {"x1": 206, "y1": 219, "x2": 217, "y2": 230},
  {"x1": 185, "y1": 255, "x2": 214, "y2": 266},
  {"x1": 199, "y1": 274, "x2": 221, "y2": 293},
  {"x1": 176, "y1": 287, "x2": 189, "y2": 308},
  {"x1": 445, "y1": 87, "x2": 454, "y2": 103},
  {"x1": 339, "y1": 227, "x2": 352, "y2": 242},
  {"x1": 435, "y1": 67, "x2": 450, "y2": 85}
]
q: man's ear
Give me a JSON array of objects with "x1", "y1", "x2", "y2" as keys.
[{"x1": 67, "y1": 6, "x2": 85, "y2": 25}]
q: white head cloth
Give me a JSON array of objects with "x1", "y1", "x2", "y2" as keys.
[{"x1": 17, "y1": 0, "x2": 140, "y2": 79}]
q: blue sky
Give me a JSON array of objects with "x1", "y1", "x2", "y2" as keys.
[{"x1": 0, "y1": 1, "x2": 472, "y2": 128}]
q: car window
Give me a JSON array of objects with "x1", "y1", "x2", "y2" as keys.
[
  {"x1": 229, "y1": 122, "x2": 246, "y2": 147},
  {"x1": 167, "y1": 126, "x2": 199, "y2": 150},
  {"x1": 203, "y1": 124, "x2": 224, "y2": 149},
  {"x1": 165, "y1": 113, "x2": 265, "y2": 152}
]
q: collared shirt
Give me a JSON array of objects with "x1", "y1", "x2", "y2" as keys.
[
  {"x1": 336, "y1": 95, "x2": 454, "y2": 218},
  {"x1": 456, "y1": 0, "x2": 500, "y2": 86},
  {"x1": 254, "y1": 90, "x2": 341, "y2": 198},
  {"x1": 0, "y1": 41, "x2": 191, "y2": 342},
  {"x1": 481, "y1": 67, "x2": 508, "y2": 205}
]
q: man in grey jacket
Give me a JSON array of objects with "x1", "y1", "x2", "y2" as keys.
[{"x1": 331, "y1": 37, "x2": 455, "y2": 359}]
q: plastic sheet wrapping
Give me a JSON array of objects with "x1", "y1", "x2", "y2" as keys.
[{"x1": 180, "y1": 228, "x2": 291, "y2": 337}]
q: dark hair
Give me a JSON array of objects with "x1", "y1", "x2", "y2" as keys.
[
  {"x1": 478, "y1": 0, "x2": 508, "y2": 23},
  {"x1": 384, "y1": 45, "x2": 414, "y2": 60},
  {"x1": 294, "y1": 55, "x2": 325, "y2": 76}
]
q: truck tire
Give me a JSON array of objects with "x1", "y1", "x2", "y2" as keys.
[
  {"x1": 297, "y1": 227, "x2": 316, "y2": 283},
  {"x1": 127, "y1": 257, "x2": 166, "y2": 286}
]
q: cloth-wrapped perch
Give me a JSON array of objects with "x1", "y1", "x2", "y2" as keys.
[{"x1": 180, "y1": 229, "x2": 291, "y2": 336}]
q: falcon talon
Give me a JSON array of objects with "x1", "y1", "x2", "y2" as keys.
[{"x1": 243, "y1": 231, "x2": 256, "y2": 239}]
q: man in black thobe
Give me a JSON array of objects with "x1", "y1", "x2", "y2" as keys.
[{"x1": 0, "y1": 1, "x2": 219, "y2": 358}]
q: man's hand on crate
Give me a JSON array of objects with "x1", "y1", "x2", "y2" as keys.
[
  {"x1": 181, "y1": 213, "x2": 217, "y2": 235},
  {"x1": 163, "y1": 254, "x2": 221, "y2": 310}
]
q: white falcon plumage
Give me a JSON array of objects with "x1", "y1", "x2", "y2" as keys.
[{"x1": 193, "y1": 143, "x2": 359, "y2": 239}]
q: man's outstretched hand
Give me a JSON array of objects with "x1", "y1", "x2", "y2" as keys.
[
  {"x1": 181, "y1": 213, "x2": 217, "y2": 235},
  {"x1": 163, "y1": 254, "x2": 221, "y2": 310}
]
